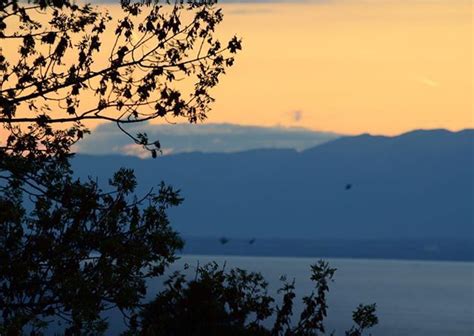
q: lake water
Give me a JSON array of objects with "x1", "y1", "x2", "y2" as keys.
[{"x1": 103, "y1": 255, "x2": 474, "y2": 335}]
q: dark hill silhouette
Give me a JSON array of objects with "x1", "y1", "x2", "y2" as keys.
[{"x1": 74, "y1": 129, "x2": 473, "y2": 243}]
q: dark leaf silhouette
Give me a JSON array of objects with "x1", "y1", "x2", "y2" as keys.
[
  {"x1": 0, "y1": 0, "x2": 241, "y2": 158},
  {"x1": 135, "y1": 261, "x2": 378, "y2": 336},
  {"x1": 0, "y1": 0, "x2": 241, "y2": 333}
]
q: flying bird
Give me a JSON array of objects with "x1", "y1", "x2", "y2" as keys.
[
  {"x1": 345, "y1": 184, "x2": 352, "y2": 190},
  {"x1": 249, "y1": 238, "x2": 256, "y2": 245},
  {"x1": 219, "y1": 237, "x2": 229, "y2": 245}
]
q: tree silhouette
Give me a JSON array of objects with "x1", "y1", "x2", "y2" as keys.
[
  {"x1": 0, "y1": 1, "x2": 378, "y2": 335},
  {"x1": 0, "y1": 0, "x2": 241, "y2": 157},
  {"x1": 134, "y1": 261, "x2": 378, "y2": 336},
  {"x1": 0, "y1": 0, "x2": 240, "y2": 333}
]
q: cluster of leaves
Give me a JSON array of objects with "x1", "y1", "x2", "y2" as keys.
[
  {"x1": 1, "y1": 0, "x2": 242, "y2": 333},
  {"x1": 131, "y1": 261, "x2": 378, "y2": 336},
  {"x1": 0, "y1": 0, "x2": 241, "y2": 157},
  {"x1": 0, "y1": 153, "x2": 184, "y2": 334}
]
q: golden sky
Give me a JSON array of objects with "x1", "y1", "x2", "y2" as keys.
[
  {"x1": 204, "y1": 0, "x2": 472, "y2": 135},
  {"x1": 3, "y1": 0, "x2": 472, "y2": 137}
]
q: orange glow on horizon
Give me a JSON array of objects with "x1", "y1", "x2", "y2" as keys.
[
  {"x1": 4, "y1": 0, "x2": 472, "y2": 137},
  {"x1": 206, "y1": 0, "x2": 473, "y2": 135}
]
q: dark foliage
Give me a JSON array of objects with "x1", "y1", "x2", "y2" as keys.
[
  {"x1": 0, "y1": 0, "x2": 240, "y2": 333},
  {"x1": 0, "y1": 1, "x2": 378, "y2": 335},
  {"x1": 1, "y1": 156, "x2": 184, "y2": 334},
  {"x1": 133, "y1": 261, "x2": 378, "y2": 336},
  {"x1": 0, "y1": 0, "x2": 241, "y2": 157}
]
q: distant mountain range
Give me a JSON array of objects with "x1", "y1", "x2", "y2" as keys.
[
  {"x1": 75, "y1": 122, "x2": 341, "y2": 156},
  {"x1": 73, "y1": 129, "x2": 474, "y2": 251}
]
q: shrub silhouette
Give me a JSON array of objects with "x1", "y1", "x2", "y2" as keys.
[{"x1": 133, "y1": 261, "x2": 378, "y2": 336}]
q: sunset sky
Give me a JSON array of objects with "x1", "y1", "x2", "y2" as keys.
[
  {"x1": 202, "y1": 0, "x2": 472, "y2": 135},
  {"x1": 4, "y1": 0, "x2": 471, "y2": 141}
]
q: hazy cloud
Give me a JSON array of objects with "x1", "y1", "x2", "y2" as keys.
[
  {"x1": 119, "y1": 144, "x2": 150, "y2": 159},
  {"x1": 75, "y1": 123, "x2": 341, "y2": 157},
  {"x1": 291, "y1": 110, "x2": 303, "y2": 122},
  {"x1": 414, "y1": 76, "x2": 439, "y2": 88}
]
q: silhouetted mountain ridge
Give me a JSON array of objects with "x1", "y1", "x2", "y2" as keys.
[{"x1": 74, "y1": 129, "x2": 473, "y2": 243}]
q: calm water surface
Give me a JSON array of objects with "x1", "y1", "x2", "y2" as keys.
[{"x1": 106, "y1": 255, "x2": 474, "y2": 335}]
